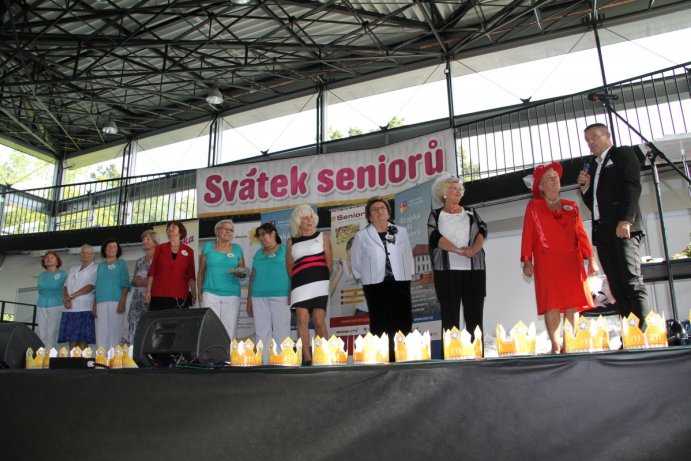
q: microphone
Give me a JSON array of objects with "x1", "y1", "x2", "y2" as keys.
[
  {"x1": 588, "y1": 92, "x2": 619, "y2": 102},
  {"x1": 579, "y1": 157, "x2": 592, "y2": 187},
  {"x1": 582, "y1": 158, "x2": 592, "y2": 172}
]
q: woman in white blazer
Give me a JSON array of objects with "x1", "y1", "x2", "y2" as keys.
[{"x1": 351, "y1": 197, "x2": 414, "y2": 361}]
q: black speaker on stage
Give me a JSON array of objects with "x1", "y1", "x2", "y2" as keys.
[
  {"x1": 133, "y1": 308, "x2": 230, "y2": 368},
  {"x1": 0, "y1": 322, "x2": 44, "y2": 369}
]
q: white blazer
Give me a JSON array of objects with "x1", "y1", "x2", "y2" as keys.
[{"x1": 350, "y1": 224, "x2": 414, "y2": 285}]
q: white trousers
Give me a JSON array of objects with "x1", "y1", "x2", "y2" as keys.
[
  {"x1": 252, "y1": 296, "x2": 291, "y2": 364},
  {"x1": 96, "y1": 301, "x2": 125, "y2": 351},
  {"x1": 202, "y1": 292, "x2": 240, "y2": 341},
  {"x1": 36, "y1": 305, "x2": 63, "y2": 348}
]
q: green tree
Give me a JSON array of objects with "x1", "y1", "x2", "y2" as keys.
[
  {"x1": 0, "y1": 150, "x2": 54, "y2": 234},
  {"x1": 0, "y1": 150, "x2": 53, "y2": 188},
  {"x1": 328, "y1": 127, "x2": 344, "y2": 140},
  {"x1": 457, "y1": 146, "x2": 481, "y2": 182}
]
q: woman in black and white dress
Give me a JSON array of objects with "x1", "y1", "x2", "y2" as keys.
[{"x1": 286, "y1": 204, "x2": 333, "y2": 365}]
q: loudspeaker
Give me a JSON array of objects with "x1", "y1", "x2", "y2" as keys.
[
  {"x1": 133, "y1": 308, "x2": 230, "y2": 368},
  {"x1": 0, "y1": 322, "x2": 44, "y2": 369}
]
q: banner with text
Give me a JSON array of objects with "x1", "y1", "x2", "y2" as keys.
[{"x1": 197, "y1": 129, "x2": 456, "y2": 216}]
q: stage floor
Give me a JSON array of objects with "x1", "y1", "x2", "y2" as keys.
[{"x1": 2, "y1": 347, "x2": 690, "y2": 461}]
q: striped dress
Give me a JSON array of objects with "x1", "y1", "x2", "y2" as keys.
[{"x1": 290, "y1": 232, "x2": 330, "y2": 310}]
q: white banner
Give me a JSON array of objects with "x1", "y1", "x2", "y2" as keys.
[{"x1": 197, "y1": 129, "x2": 456, "y2": 216}]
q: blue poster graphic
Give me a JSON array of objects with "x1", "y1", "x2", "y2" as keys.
[{"x1": 395, "y1": 180, "x2": 443, "y2": 358}]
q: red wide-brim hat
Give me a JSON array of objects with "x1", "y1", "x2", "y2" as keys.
[{"x1": 531, "y1": 162, "x2": 563, "y2": 197}]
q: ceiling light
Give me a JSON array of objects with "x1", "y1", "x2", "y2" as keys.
[
  {"x1": 206, "y1": 87, "x2": 224, "y2": 105},
  {"x1": 101, "y1": 118, "x2": 118, "y2": 135},
  {"x1": 231, "y1": 0, "x2": 252, "y2": 4}
]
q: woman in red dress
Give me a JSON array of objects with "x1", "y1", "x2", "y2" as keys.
[{"x1": 521, "y1": 162, "x2": 598, "y2": 353}]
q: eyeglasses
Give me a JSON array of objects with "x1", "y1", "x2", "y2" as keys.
[
  {"x1": 218, "y1": 227, "x2": 234, "y2": 232},
  {"x1": 370, "y1": 206, "x2": 388, "y2": 212}
]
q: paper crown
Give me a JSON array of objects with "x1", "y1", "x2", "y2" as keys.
[
  {"x1": 353, "y1": 332, "x2": 389, "y2": 364},
  {"x1": 95, "y1": 347, "x2": 108, "y2": 367},
  {"x1": 443, "y1": 326, "x2": 483, "y2": 360},
  {"x1": 269, "y1": 337, "x2": 302, "y2": 367},
  {"x1": 107, "y1": 345, "x2": 138, "y2": 369},
  {"x1": 25, "y1": 347, "x2": 52, "y2": 369},
  {"x1": 564, "y1": 315, "x2": 610, "y2": 353},
  {"x1": 496, "y1": 321, "x2": 536, "y2": 357},
  {"x1": 622, "y1": 312, "x2": 668, "y2": 350},
  {"x1": 231, "y1": 338, "x2": 264, "y2": 367},
  {"x1": 394, "y1": 330, "x2": 431, "y2": 362},
  {"x1": 312, "y1": 335, "x2": 347, "y2": 366}
]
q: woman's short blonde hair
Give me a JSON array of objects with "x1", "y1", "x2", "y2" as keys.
[
  {"x1": 141, "y1": 229, "x2": 158, "y2": 244},
  {"x1": 289, "y1": 204, "x2": 318, "y2": 237},
  {"x1": 431, "y1": 176, "x2": 464, "y2": 204}
]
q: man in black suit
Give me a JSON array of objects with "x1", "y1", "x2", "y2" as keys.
[{"x1": 578, "y1": 123, "x2": 650, "y2": 322}]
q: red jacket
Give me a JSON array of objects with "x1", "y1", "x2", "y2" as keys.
[{"x1": 148, "y1": 242, "x2": 196, "y2": 299}]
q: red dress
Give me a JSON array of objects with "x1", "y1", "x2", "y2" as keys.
[{"x1": 520, "y1": 198, "x2": 594, "y2": 314}]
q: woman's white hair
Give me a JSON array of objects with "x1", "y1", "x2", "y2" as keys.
[
  {"x1": 431, "y1": 174, "x2": 463, "y2": 208},
  {"x1": 214, "y1": 219, "x2": 234, "y2": 234},
  {"x1": 289, "y1": 204, "x2": 318, "y2": 237}
]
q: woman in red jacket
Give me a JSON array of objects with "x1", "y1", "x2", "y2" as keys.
[
  {"x1": 145, "y1": 221, "x2": 197, "y2": 310},
  {"x1": 521, "y1": 162, "x2": 598, "y2": 353}
]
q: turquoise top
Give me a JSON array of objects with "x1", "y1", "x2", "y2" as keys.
[
  {"x1": 251, "y1": 244, "x2": 290, "y2": 298},
  {"x1": 95, "y1": 259, "x2": 131, "y2": 303},
  {"x1": 201, "y1": 242, "x2": 243, "y2": 297},
  {"x1": 37, "y1": 270, "x2": 67, "y2": 308}
]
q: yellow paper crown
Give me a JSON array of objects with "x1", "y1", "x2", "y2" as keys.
[
  {"x1": 121, "y1": 344, "x2": 138, "y2": 368},
  {"x1": 621, "y1": 313, "x2": 646, "y2": 350},
  {"x1": 353, "y1": 332, "x2": 389, "y2": 364},
  {"x1": 95, "y1": 347, "x2": 108, "y2": 366},
  {"x1": 443, "y1": 326, "x2": 483, "y2": 360},
  {"x1": 25, "y1": 347, "x2": 45, "y2": 369},
  {"x1": 269, "y1": 337, "x2": 302, "y2": 367},
  {"x1": 109, "y1": 345, "x2": 124, "y2": 369},
  {"x1": 231, "y1": 338, "x2": 263, "y2": 367},
  {"x1": 312, "y1": 335, "x2": 347, "y2": 366},
  {"x1": 564, "y1": 315, "x2": 611, "y2": 353},
  {"x1": 643, "y1": 311, "x2": 668, "y2": 348},
  {"x1": 45, "y1": 348, "x2": 57, "y2": 367},
  {"x1": 496, "y1": 321, "x2": 536, "y2": 357},
  {"x1": 394, "y1": 330, "x2": 431, "y2": 363},
  {"x1": 70, "y1": 346, "x2": 83, "y2": 358}
]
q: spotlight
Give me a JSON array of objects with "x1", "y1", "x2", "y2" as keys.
[
  {"x1": 206, "y1": 88, "x2": 224, "y2": 105},
  {"x1": 101, "y1": 118, "x2": 118, "y2": 135}
]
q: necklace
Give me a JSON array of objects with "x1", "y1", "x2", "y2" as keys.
[{"x1": 545, "y1": 196, "x2": 561, "y2": 205}]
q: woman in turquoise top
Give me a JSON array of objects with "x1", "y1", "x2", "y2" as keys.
[
  {"x1": 198, "y1": 219, "x2": 246, "y2": 340},
  {"x1": 94, "y1": 239, "x2": 130, "y2": 351},
  {"x1": 248, "y1": 222, "x2": 291, "y2": 364},
  {"x1": 36, "y1": 251, "x2": 67, "y2": 347}
]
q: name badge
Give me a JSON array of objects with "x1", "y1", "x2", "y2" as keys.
[
  {"x1": 108, "y1": 264, "x2": 116, "y2": 270},
  {"x1": 563, "y1": 205, "x2": 574, "y2": 211},
  {"x1": 181, "y1": 250, "x2": 189, "y2": 257}
]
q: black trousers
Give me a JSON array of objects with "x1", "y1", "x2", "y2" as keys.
[
  {"x1": 362, "y1": 280, "x2": 412, "y2": 361},
  {"x1": 593, "y1": 224, "x2": 650, "y2": 322},
  {"x1": 433, "y1": 270, "x2": 485, "y2": 341}
]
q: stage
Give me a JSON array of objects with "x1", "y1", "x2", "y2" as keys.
[{"x1": 2, "y1": 348, "x2": 690, "y2": 460}]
